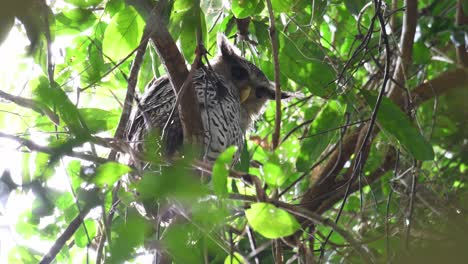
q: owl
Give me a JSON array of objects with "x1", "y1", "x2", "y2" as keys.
[{"x1": 126, "y1": 35, "x2": 287, "y2": 165}]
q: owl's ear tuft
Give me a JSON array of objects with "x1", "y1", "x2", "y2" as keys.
[{"x1": 218, "y1": 34, "x2": 240, "y2": 60}]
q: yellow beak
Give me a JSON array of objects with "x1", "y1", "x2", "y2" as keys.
[{"x1": 240, "y1": 86, "x2": 252, "y2": 103}]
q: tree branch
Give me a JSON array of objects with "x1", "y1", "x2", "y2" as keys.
[
  {"x1": 455, "y1": 0, "x2": 468, "y2": 67},
  {"x1": 411, "y1": 67, "x2": 468, "y2": 107},
  {"x1": 0, "y1": 132, "x2": 110, "y2": 164},
  {"x1": 265, "y1": 0, "x2": 282, "y2": 150},
  {"x1": 389, "y1": 0, "x2": 418, "y2": 106},
  {"x1": 108, "y1": 29, "x2": 150, "y2": 161},
  {"x1": 146, "y1": 2, "x2": 203, "y2": 146},
  {"x1": 40, "y1": 205, "x2": 92, "y2": 264},
  {"x1": 0, "y1": 90, "x2": 59, "y2": 125}
]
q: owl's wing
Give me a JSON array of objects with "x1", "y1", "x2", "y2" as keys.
[{"x1": 125, "y1": 77, "x2": 184, "y2": 158}]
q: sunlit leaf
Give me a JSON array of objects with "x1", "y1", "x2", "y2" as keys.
[
  {"x1": 65, "y1": 0, "x2": 103, "y2": 8},
  {"x1": 224, "y1": 252, "x2": 245, "y2": 264},
  {"x1": 34, "y1": 77, "x2": 91, "y2": 138},
  {"x1": 232, "y1": 0, "x2": 261, "y2": 18},
  {"x1": 174, "y1": 0, "x2": 195, "y2": 11},
  {"x1": 8, "y1": 246, "x2": 40, "y2": 263},
  {"x1": 93, "y1": 162, "x2": 131, "y2": 188},
  {"x1": 102, "y1": 6, "x2": 145, "y2": 60},
  {"x1": 75, "y1": 219, "x2": 96, "y2": 248},
  {"x1": 262, "y1": 162, "x2": 287, "y2": 187},
  {"x1": 79, "y1": 108, "x2": 119, "y2": 133},
  {"x1": 245, "y1": 203, "x2": 300, "y2": 239},
  {"x1": 55, "y1": 8, "x2": 97, "y2": 35},
  {"x1": 271, "y1": 0, "x2": 294, "y2": 12}
]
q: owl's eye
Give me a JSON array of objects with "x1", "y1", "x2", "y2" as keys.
[{"x1": 231, "y1": 65, "x2": 249, "y2": 80}]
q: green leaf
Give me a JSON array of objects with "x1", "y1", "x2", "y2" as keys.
[
  {"x1": 344, "y1": 0, "x2": 368, "y2": 16},
  {"x1": 224, "y1": 252, "x2": 245, "y2": 264},
  {"x1": 34, "y1": 153, "x2": 56, "y2": 179},
  {"x1": 55, "y1": 8, "x2": 97, "y2": 35},
  {"x1": 65, "y1": 0, "x2": 103, "y2": 8},
  {"x1": 75, "y1": 219, "x2": 96, "y2": 248},
  {"x1": 262, "y1": 162, "x2": 287, "y2": 187},
  {"x1": 179, "y1": 14, "x2": 197, "y2": 63},
  {"x1": 81, "y1": 38, "x2": 108, "y2": 85},
  {"x1": 137, "y1": 47, "x2": 156, "y2": 93},
  {"x1": 8, "y1": 246, "x2": 40, "y2": 263},
  {"x1": 362, "y1": 91, "x2": 434, "y2": 160},
  {"x1": 464, "y1": 0, "x2": 468, "y2": 13},
  {"x1": 108, "y1": 211, "x2": 150, "y2": 263},
  {"x1": 232, "y1": 0, "x2": 261, "y2": 19},
  {"x1": 234, "y1": 141, "x2": 250, "y2": 173},
  {"x1": 276, "y1": 31, "x2": 332, "y2": 96},
  {"x1": 163, "y1": 224, "x2": 203, "y2": 263},
  {"x1": 413, "y1": 41, "x2": 431, "y2": 65},
  {"x1": 280, "y1": 57, "x2": 334, "y2": 97},
  {"x1": 245, "y1": 203, "x2": 300, "y2": 239},
  {"x1": 136, "y1": 158, "x2": 206, "y2": 200},
  {"x1": 93, "y1": 162, "x2": 131, "y2": 188},
  {"x1": 174, "y1": 0, "x2": 195, "y2": 11},
  {"x1": 79, "y1": 108, "x2": 119, "y2": 133},
  {"x1": 106, "y1": 0, "x2": 125, "y2": 15},
  {"x1": 213, "y1": 146, "x2": 238, "y2": 197},
  {"x1": 271, "y1": 0, "x2": 294, "y2": 12},
  {"x1": 296, "y1": 100, "x2": 345, "y2": 171},
  {"x1": 34, "y1": 77, "x2": 91, "y2": 138},
  {"x1": 102, "y1": 6, "x2": 145, "y2": 60}
]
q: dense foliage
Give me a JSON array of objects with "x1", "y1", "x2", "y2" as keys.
[{"x1": 0, "y1": 0, "x2": 467, "y2": 263}]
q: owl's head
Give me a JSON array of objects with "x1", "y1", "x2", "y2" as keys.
[{"x1": 213, "y1": 34, "x2": 289, "y2": 129}]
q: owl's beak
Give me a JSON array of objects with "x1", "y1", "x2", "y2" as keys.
[
  {"x1": 263, "y1": 84, "x2": 290, "y2": 100},
  {"x1": 240, "y1": 85, "x2": 252, "y2": 103}
]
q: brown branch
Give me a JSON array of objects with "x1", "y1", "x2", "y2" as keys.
[
  {"x1": 40, "y1": 205, "x2": 92, "y2": 264},
  {"x1": 391, "y1": 0, "x2": 398, "y2": 33},
  {"x1": 389, "y1": 0, "x2": 418, "y2": 105},
  {"x1": 146, "y1": 2, "x2": 203, "y2": 146},
  {"x1": 299, "y1": 129, "x2": 361, "y2": 211},
  {"x1": 0, "y1": 90, "x2": 60, "y2": 125},
  {"x1": 300, "y1": 66, "x2": 468, "y2": 214},
  {"x1": 108, "y1": 29, "x2": 150, "y2": 161},
  {"x1": 0, "y1": 131, "x2": 110, "y2": 164},
  {"x1": 298, "y1": 0, "x2": 416, "y2": 217},
  {"x1": 265, "y1": 0, "x2": 282, "y2": 150},
  {"x1": 411, "y1": 67, "x2": 468, "y2": 107},
  {"x1": 316, "y1": 148, "x2": 397, "y2": 214},
  {"x1": 455, "y1": 0, "x2": 468, "y2": 67}
]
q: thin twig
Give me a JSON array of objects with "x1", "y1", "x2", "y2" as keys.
[
  {"x1": 0, "y1": 90, "x2": 59, "y2": 125},
  {"x1": 108, "y1": 28, "x2": 150, "y2": 161},
  {"x1": 0, "y1": 132, "x2": 110, "y2": 164},
  {"x1": 320, "y1": 0, "x2": 391, "y2": 255}
]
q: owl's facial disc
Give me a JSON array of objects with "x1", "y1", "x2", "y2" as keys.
[{"x1": 240, "y1": 85, "x2": 252, "y2": 103}]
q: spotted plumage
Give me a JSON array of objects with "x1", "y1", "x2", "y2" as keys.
[{"x1": 126, "y1": 35, "x2": 288, "y2": 164}]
